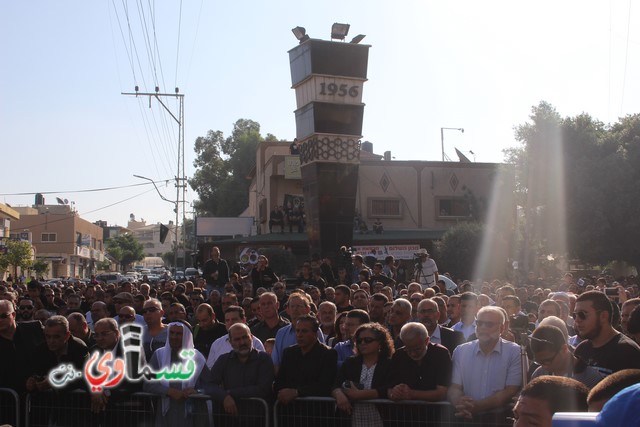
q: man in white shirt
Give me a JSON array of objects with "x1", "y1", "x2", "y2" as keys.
[{"x1": 206, "y1": 305, "x2": 264, "y2": 368}]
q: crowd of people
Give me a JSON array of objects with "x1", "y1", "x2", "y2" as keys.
[{"x1": 2, "y1": 246, "x2": 640, "y2": 427}]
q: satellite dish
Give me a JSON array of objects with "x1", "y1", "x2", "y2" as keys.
[
  {"x1": 455, "y1": 148, "x2": 472, "y2": 163},
  {"x1": 64, "y1": 199, "x2": 69, "y2": 204}
]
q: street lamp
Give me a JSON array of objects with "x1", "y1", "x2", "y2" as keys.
[
  {"x1": 133, "y1": 174, "x2": 178, "y2": 269},
  {"x1": 440, "y1": 127, "x2": 464, "y2": 161}
]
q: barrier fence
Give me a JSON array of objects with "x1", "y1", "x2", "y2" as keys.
[
  {"x1": 0, "y1": 388, "x2": 20, "y2": 427},
  {"x1": 0, "y1": 390, "x2": 596, "y2": 427},
  {"x1": 273, "y1": 397, "x2": 514, "y2": 427},
  {"x1": 6, "y1": 391, "x2": 269, "y2": 427}
]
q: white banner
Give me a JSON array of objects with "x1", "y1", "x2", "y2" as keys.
[{"x1": 352, "y1": 244, "x2": 420, "y2": 260}]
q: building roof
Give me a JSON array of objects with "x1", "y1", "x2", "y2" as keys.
[{"x1": 208, "y1": 229, "x2": 447, "y2": 245}]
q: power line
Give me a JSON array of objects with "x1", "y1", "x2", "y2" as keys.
[
  {"x1": 11, "y1": 185, "x2": 167, "y2": 231},
  {"x1": 620, "y1": 0, "x2": 632, "y2": 115},
  {"x1": 175, "y1": 0, "x2": 183, "y2": 88},
  {"x1": 0, "y1": 181, "x2": 170, "y2": 197}
]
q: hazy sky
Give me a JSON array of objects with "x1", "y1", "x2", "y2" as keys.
[{"x1": 2, "y1": 1, "x2": 639, "y2": 227}]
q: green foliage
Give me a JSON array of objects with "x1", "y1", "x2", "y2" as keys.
[
  {"x1": 435, "y1": 222, "x2": 484, "y2": 280},
  {"x1": 96, "y1": 260, "x2": 111, "y2": 271},
  {"x1": 106, "y1": 234, "x2": 145, "y2": 271},
  {"x1": 506, "y1": 101, "x2": 640, "y2": 271},
  {"x1": 32, "y1": 259, "x2": 50, "y2": 277},
  {"x1": 162, "y1": 251, "x2": 175, "y2": 268},
  {"x1": 0, "y1": 240, "x2": 33, "y2": 277},
  {"x1": 259, "y1": 247, "x2": 297, "y2": 276},
  {"x1": 190, "y1": 119, "x2": 276, "y2": 217}
]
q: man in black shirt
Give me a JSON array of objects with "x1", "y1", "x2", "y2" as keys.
[
  {"x1": 251, "y1": 292, "x2": 289, "y2": 343},
  {"x1": 274, "y1": 315, "x2": 337, "y2": 426},
  {"x1": 0, "y1": 300, "x2": 44, "y2": 392},
  {"x1": 573, "y1": 291, "x2": 640, "y2": 376},
  {"x1": 192, "y1": 303, "x2": 227, "y2": 359},
  {"x1": 387, "y1": 322, "x2": 451, "y2": 402},
  {"x1": 205, "y1": 323, "x2": 274, "y2": 424},
  {"x1": 202, "y1": 246, "x2": 230, "y2": 296}
]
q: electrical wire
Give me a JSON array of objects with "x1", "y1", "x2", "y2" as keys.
[
  {"x1": 0, "y1": 181, "x2": 166, "y2": 196},
  {"x1": 174, "y1": 0, "x2": 183, "y2": 89},
  {"x1": 620, "y1": 0, "x2": 632, "y2": 115}
]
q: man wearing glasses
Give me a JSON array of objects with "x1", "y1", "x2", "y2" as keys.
[
  {"x1": 448, "y1": 306, "x2": 522, "y2": 424},
  {"x1": 529, "y1": 324, "x2": 605, "y2": 388},
  {"x1": 0, "y1": 300, "x2": 44, "y2": 393},
  {"x1": 17, "y1": 297, "x2": 36, "y2": 322},
  {"x1": 573, "y1": 290, "x2": 640, "y2": 376},
  {"x1": 417, "y1": 298, "x2": 465, "y2": 355}
]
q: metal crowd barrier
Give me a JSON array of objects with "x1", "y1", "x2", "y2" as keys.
[
  {"x1": 22, "y1": 390, "x2": 269, "y2": 427},
  {"x1": 25, "y1": 390, "x2": 157, "y2": 427},
  {"x1": 0, "y1": 388, "x2": 20, "y2": 427},
  {"x1": 273, "y1": 397, "x2": 514, "y2": 427},
  {"x1": 189, "y1": 394, "x2": 270, "y2": 427}
]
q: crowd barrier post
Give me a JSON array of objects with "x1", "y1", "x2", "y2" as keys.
[
  {"x1": 0, "y1": 388, "x2": 20, "y2": 427},
  {"x1": 25, "y1": 390, "x2": 158, "y2": 427},
  {"x1": 188, "y1": 394, "x2": 270, "y2": 427}
]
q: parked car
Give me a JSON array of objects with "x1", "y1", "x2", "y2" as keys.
[
  {"x1": 95, "y1": 273, "x2": 124, "y2": 284},
  {"x1": 184, "y1": 267, "x2": 200, "y2": 281}
]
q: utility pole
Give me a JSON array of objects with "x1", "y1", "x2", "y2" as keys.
[{"x1": 124, "y1": 87, "x2": 186, "y2": 270}]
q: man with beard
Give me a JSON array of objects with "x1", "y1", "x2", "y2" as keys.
[
  {"x1": 205, "y1": 323, "x2": 274, "y2": 423},
  {"x1": 16, "y1": 297, "x2": 36, "y2": 322},
  {"x1": 448, "y1": 306, "x2": 522, "y2": 424},
  {"x1": 573, "y1": 291, "x2": 640, "y2": 376},
  {"x1": 317, "y1": 301, "x2": 336, "y2": 344},
  {"x1": 368, "y1": 293, "x2": 388, "y2": 325},
  {"x1": 417, "y1": 298, "x2": 465, "y2": 355},
  {"x1": 145, "y1": 321, "x2": 207, "y2": 427}
]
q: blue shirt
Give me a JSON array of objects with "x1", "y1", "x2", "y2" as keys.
[
  {"x1": 272, "y1": 323, "x2": 325, "y2": 367},
  {"x1": 333, "y1": 340, "x2": 355, "y2": 368},
  {"x1": 451, "y1": 338, "x2": 522, "y2": 401},
  {"x1": 452, "y1": 320, "x2": 477, "y2": 340}
]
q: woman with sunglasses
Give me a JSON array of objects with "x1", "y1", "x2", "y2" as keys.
[{"x1": 332, "y1": 322, "x2": 394, "y2": 426}]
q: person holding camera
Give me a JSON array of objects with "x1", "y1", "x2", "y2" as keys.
[{"x1": 413, "y1": 249, "x2": 438, "y2": 290}]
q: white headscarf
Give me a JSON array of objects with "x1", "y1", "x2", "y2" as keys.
[{"x1": 154, "y1": 321, "x2": 206, "y2": 416}]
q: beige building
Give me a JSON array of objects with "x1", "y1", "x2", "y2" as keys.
[
  {"x1": 0, "y1": 203, "x2": 21, "y2": 280},
  {"x1": 248, "y1": 141, "x2": 514, "y2": 236},
  {"x1": 128, "y1": 217, "x2": 181, "y2": 261},
  {"x1": 12, "y1": 204, "x2": 104, "y2": 278}
]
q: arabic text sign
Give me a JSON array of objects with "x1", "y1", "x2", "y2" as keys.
[
  {"x1": 352, "y1": 244, "x2": 420, "y2": 260},
  {"x1": 48, "y1": 326, "x2": 197, "y2": 392}
]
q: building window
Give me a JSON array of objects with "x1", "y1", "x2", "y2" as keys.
[
  {"x1": 437, "y1": 197, "x2": 471, "y2": 218},
  {"x1": 91, "y1": 238, "x2": 97, "y2": 249},
  {"x1": 41, "y1": 233, "x2": 57, "y2": 242},
  {"x1": 368, "y1": 198, "x2": 402, "y2": 218}
]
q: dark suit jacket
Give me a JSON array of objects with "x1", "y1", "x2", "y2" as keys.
[
  {"x1": 34, "y1": 336, "x2": 89, "y2": 390},
  {"x1": 335, "y1": 355, "x2": 392, "y2": 398},
  {"x1": 275, "y1": 342, "x2": 337, "y2": 397},
  {"x1": 439, "y1": 326, "x2": 465, "y2": 356}
]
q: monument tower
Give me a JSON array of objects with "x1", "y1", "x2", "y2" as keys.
[{"x1": 288, "y1": 24, "x2": 370, "y2": 259}]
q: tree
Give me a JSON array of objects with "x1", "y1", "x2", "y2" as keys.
[
  {"x1": 506, "y1": 102, "x2": 640, "y2": 271},
  {"x1": 435, "y1": 222, "x2": 484, "y2": 281},
  {"x1": 32, "y1": 259, "x2": 50, "y2": 278},
  {"x1": 106, "y1": 234, "x2": 145, "y2": 271},
  {"x1": 0, "y1": 240, "x2": 33, "y2": 278},
  {"x1": 189, "y1": 119, "x2": 277, "y2": 216},
  {"x1": 507, "y1": 101, "x2": 565, "y2": 273}
]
